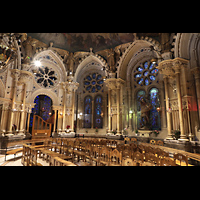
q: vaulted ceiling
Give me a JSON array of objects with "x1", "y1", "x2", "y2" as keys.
[{"x1": 27, "y1": 33, "x2": 160, "y2": 53}]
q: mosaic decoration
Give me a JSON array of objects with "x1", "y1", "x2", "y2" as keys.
[
  {"x1": 35, "y1": 65, "x2": 58, "y2": 88},
  {"x1": 134, "y1": 61, "x2": 158, "y2": 87}
]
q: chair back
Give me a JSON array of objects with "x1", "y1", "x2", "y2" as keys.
[{"x1": 122, "y1": 158, "x2": 137, "y2": 166}]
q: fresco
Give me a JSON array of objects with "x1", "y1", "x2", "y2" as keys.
[{"x1": 28, "y1": 33, "x2": 136, "y2": 52}]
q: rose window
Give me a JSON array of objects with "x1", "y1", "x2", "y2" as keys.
[
  {"x1": 35, "y1": 66, "x2": 58, "y2": 88},
  {"x1": 134, "y1": 61, "x2": 158, "y2": 86},
  {"x1": 83, "y1": 73, "x2": 104, "y2": 93}
]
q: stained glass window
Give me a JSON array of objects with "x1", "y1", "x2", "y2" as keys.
[
  {"x1": 84, "y1": 96, "x2": 92, "y2": 128},
  {"x1": 149, "y1": 88, "x2": 161, "y2": 130},
  {"x1": 29, "y1": 95, "x2": 52, "y2": 129},
  {"x1": 134, "y1": 60, "x2": 158, "y2": 86},
  {"x1": 35, "y1": 66, "x2": 58, "y2": 88},
  {"x1": 136, "y1": 89, "x2": 161, "y2": 130},
  {"x1": 94, "y1": 95, "x2": 103, "y2": 128},
  {"x1": 84, "y1": 73, "x2": 104, "y2": 93}
]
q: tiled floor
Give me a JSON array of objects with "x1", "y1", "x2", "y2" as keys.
[{"x1": 0, "y1": 153, "x2": 23, "y2": 166}]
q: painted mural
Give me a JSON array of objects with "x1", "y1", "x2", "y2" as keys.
[{"x1": 28, "y1": 33, "x2": 136, "y2": 52}]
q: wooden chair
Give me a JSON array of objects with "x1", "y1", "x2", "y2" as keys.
[
  {"x1": 130, "y1": 137, "x2": 137, "y2": 144},
  {"x1": 22, "y1": 144, "x2": 30, "y2": 166},
  {"x1": 150, "y1": 139, "x2": 156, "y2": 145},
  {"x1": 84, "y1": 143, "x2": 92, "y2": 164},
  {"x1": 121, "y1": 147, "x2": 132, "y2": 159},
  {"x1": 154, "y1": 148, "x2": 169, "y2": 159},
  {"x1": 99, "y1": 146, "x2": 110, "y2": 166},
  {"x1": 124, "y1": 137, "x2": 130, "y2": 144},
  {"x1": 160, "y1": 157, "x2": 176, "y2": 166},
  {"x1": 29, "y1": 147, "x2": 37, "y2": 166},
  {"x1": 129, "y1": 143, "x2": 138, "y2": 152},
  {"x1": 67, "y1": 140, "x2": 75, "y2": 162},
  {"x1": 137, "y1": 144, "x2": 145, "y2": 154},
  {"x1": 144, "y1": 152, "x2": 159, "y2": 166},
  {"x1": 156, "y1": 140, "x2": 164, "y2": 146},
  {"x1": 122, "y1": 158, "x2": 137, "y2": 166},
  {"x1": 109, "y1": 149, "x2": 122, "y2": 166},
  {"x1": 90, "y1": 146, "x2": 100, "y2": 166},
  {"x1": 173, "y1": 153, "x2": 188, "y2": 166},
  {"x1": 133, "y1": 151, "x2": 144, "y2": 166}
]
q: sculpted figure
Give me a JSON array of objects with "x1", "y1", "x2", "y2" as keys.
[{"x1": 140, "y1": 98, "x2": 152, "y2": 129}]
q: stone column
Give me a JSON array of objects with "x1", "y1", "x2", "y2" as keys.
[
  {"x1": 18, "y1": 70, "x2": 33, "y2": 135},
  {"x1": 175, "y1": 71, "x2": 187, "y2": 140},
  {"x1": 61, "y1": 84, "x2": 66, "y2": 131},
  {"x1": 128, "y1": 87, "x2": 132, "y2": 130},
  {"x1": 71, "y1": 89, "x2": 76, "y2": 131},
  {"x1": 7, "y1": 69, "x2": 20, "y2": 133},
  {"x1": 108, "y1": 88, "x2": 111, "y2": 132},
  {"x1": 19, "y1": 83, "x2": 27, "y2": 133},
  {"x1": 0, "y1": 105, "x2": 5, "y2": 132},
  {"x1": 26, "y1": 112, "x2": 31, "y2": 132},
  {"x1": 116, "y1": 86, "x2": 120, "y2": 133},
  {"x1": 164, "y1": 76, "x2": 173, "y2": 139},
  {"x1": 53, "y1": 109, "x2": 57, "y2": 132},
  {"x1": 173, "y1": 58, "x2": 189, "y2": 141},
  {"x1": 192, "y1": 67, "x2": 200, "y2": 127},
  {"x1": 64, "y1": 80, "x2": 79, "y2": 132}
]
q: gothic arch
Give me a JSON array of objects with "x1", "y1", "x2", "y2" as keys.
[
  {"x1": 174, "y1": 33, "x2": 200, "y2": 69},
  {"x1": 117, "y1": 39, "x2": 161, "y2": 81},
  {"x1": 74, "y1": 54, "x2": 108, "y2": 82},
  {"x1": 30, "y1": 88, "x2": 59, "y2": 106},
  {"x1": 32, "y1": 49, "x2": 66, "y2": 82}
]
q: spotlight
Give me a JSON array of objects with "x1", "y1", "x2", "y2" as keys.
[{"x1": 34, "y1": 60, "x2": 41, "y2": 67}]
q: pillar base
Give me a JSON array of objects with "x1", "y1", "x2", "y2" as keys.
[
  {"x1": 188, "y1": 133, "x2": 195, "y2": 141},
  {"x1": 166, "y1": 134, "x2": 174, "y2": 140},
  {"x1": 178, "y1": 135, "x2": 189, "y2": 141},
  {"x1": 166, "y1": 136, "x2": 174, "y2": 140}
]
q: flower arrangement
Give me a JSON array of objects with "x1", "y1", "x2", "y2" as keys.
[
  {"x1": 153, "y1": 130, "x2": 159, "y2": 137},
  {"x1": 85, "y1": 130, "x2": 88, "y2": 133},
  {"x1": 95, "y1": 127, "x2": 98, "y2": 133},
  {"x1": 173, "y1": 130, "x2": 180, "y2": 140},
  {"x1": 66, "y1": 125, "x2": 70, "y2": 129},
  {"x1": 112, "y1": 129, "x2": 116, "y2": 135}
]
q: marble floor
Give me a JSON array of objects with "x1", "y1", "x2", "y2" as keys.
[{"x1": 0, "y1": 153, "x2": 52, "y2": 166}]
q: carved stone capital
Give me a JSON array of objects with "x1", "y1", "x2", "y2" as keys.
[
  {"x1": 10, "y1": 69, "x2": 20, "y2": 81},
  {"x1": 18, "y1": 70, "x2": 33, "y2": 85},
  {"x1": 191, "y1": 67, "x2": 200, "y2": 79},
  {"x1": 62, "y1": 81, "x2": 79, "y2": 93},
  {"x1": 157, "y1": 57, "x2": 189, "y2": 78}
]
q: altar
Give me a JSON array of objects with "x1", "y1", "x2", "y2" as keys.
[{"x1": 137, "y1": 130, "x2": 152, "y2": 137}]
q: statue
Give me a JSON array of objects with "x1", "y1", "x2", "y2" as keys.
[{"x1": 140, "y1": 97, "x2": 153, "y2": 130}]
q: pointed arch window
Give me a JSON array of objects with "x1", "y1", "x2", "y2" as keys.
[
  {"x1": 84, "y1": 95, "x2": 92, "y2": 128},
  {"x1": 136, "y1": 88, "x2": 161, "y2": 130},
  {"x1": 149, "y1": 88, "x2": 161, "y2": 130},
  {"x1": 94, "y1": 95, "x2": 103, "y2": 128}
]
